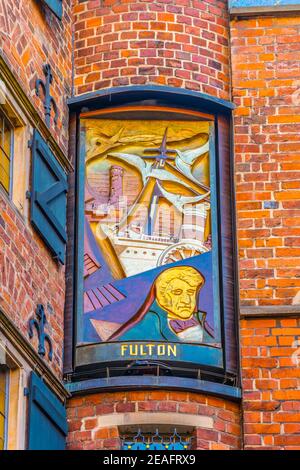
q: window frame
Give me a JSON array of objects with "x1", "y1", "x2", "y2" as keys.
[
  {"x1": 0, "y1": 108, "x2": 14, "y2": 197},
  {"x1": 120, "y1": 426, "x2": 194, "y2": 451},
  {"x1": 65, "y1": 86, "x2": 239, "y2": 397},
  {"x1": 0, "y1": 366, "x2": 9, "y2": 451}
]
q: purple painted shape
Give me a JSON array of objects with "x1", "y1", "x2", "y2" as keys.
[
  {"x1": 84, "y1": 292, "x2": 94, "y2": 312},
  {"x1": 87, "y1": 290, "x2": 103, "y2": 309},
  {"x1": 84, "y1": 252, "x2": 215, "y2": 343},
  {"x1": 100, "y1": 286, "x2": 120, "y2": 304},
  {"x1": 84, "y1": 284, "x2": 126, "y2": 312},
  {"x1": 94, "y1": 288, "x2": 111, "y2": 307}
]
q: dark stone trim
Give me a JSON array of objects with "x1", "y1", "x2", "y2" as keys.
[
  {"x1": 240, "y1": 305, "x2": 300, "y2": 318},
  {"x1": 65, "y1": 376, "x2": 241, "y2": 401},
  {"x1": 0, "y1": 308, "x2": 70, "y2": 403},
  {"x1": 68, "y1": 85, "x2": 235, "y2": 114},
  {"x1": 67, "y1": 87, "x2": 239, "y2": 385},
  {"x1": 63, "y1": 113, "x2": 77, "y2": 374}
]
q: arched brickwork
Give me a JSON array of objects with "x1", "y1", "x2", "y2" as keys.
[{"x1": 67, "y1": 390, "x2": 241, "y2": 450}]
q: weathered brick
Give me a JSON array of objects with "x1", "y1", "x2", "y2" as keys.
[{"x1": 73, "y1": 0, "x2": 230, "y2": 100}]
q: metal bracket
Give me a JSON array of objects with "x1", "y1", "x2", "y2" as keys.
[
  {"x1": 35, "y1": 64, "x2": 58, "y2": 128},
  {"x1": 28, "y1": 304, "x2": 53, "y2": 361}
]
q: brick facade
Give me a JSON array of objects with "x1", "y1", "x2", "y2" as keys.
[
  {"x1": 0, "y1": 192, "x2": 66, "y2": 377},
  {"x1": 73, "y1": 0, "x2": 230, "y2": 99},
  {"x1": 231, "y1": 16, "x2": 300, "y2": 307},
  {"x1": 232, "y1": 14, "x2": 300, "y2": 450},
  {"x1": 64, "y1": 3, "x2": 300, "y2": 451},
  {"x1": 1, "y1": 0, "x2": 300, "y2": 450},
  {"x1": 0, "y1": 0, "x2": 72, "y2": 152},
  {"x1": 241, "y1": 316, "x2": 300, "y2": 450},
  {"x1": 0, "y1": 0, "x2": 73, "y2": 379},
  {"x1": 67, "y1": 391, "x2": 241, "y2": 450}
]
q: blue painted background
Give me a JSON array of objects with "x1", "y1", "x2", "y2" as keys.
[
  {"x1": 230, "y1": 0, "x2": 300, "y2": 7},
  {"x1": 84, "y1": 251, "x2": 215, "y2": 343}
]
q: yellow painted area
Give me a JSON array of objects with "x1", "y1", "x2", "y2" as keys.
[
  {"x1": 7, "y1": 369, "x2": 20, "y2": 450},
  {"x1": 83, "y1": 116, "x2": 212, "y2": 280},
  {"x1": 0, "y1": 369, "x2": 7, "y2": 451}
]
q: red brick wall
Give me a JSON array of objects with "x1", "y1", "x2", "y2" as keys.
[
  {"x1": 231, "y1": 16, "x2": 300, "y2": 307},
  {"x1": 73, "y1": 0, "x2": 230, "y2": 100},
  {"x1": 241, "y1": 317, "x2": 300, "y2": 450},
  {"x1": 0, "y1": 192, "x2": 66, "y2": 378},
  {"x1": 0, "y1": 0, "x2": 72, "y2": 152},
  {"x1": 67, "y1": 391, "x2": 241, "y2": 450},
  {"x1": 0, "y1": 1, "x2": 72, "y2": 378},
  {"x1": 231, "y1": 15, "x2": 300, "y2": 450}
]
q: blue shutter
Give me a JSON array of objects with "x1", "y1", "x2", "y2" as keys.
[
  {"x1": 30, "y1": 130, "x2": 68, "y2": 264},
  {"x1": 27, "y1": 372, "x2": 67, "y2": 450},
  {"x1": 42, "y1": 0, "x2": 63, "y2": 19}
]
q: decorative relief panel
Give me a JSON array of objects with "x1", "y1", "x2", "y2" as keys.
[{"x1": 78, "y1": 108, "x2": 223, "y2": 368}]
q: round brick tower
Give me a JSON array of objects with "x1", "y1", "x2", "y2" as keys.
[
  {"x1": 73, "y1": 0, "x2": 230, "y2": 100},
  {"x1": 67, "y1": 0, "x2": 240, "y2": 451}
]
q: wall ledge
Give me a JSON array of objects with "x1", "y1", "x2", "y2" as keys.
[
  {"x1": 240, "y1": 305, "x2": 300, "y2": 318},
  {"x1": 68, "y1": 85, "x2": 235, "y2": 114},
  {"x1": 230, "y1": 5, "x2": 300, "y2": 18}
]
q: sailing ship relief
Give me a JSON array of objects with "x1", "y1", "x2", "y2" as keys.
[{"x1": 81, "y1": 115, "x2": 216, "y2": 346}]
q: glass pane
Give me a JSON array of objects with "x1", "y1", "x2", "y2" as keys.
[
  {"x1": 0, "y1": 389, "x2": 5, "y2": 414},
  {"x1": 3, "y1": 120, "x2": 11, "y2": 158},
  {"x1": 121, "y1": 431, "x2": 192, "y2": 451},
  {"x1": 0, "y1": 115, "x2": 3, "y2": 145},
  {"x1": 0, "y1": 148, "x2": 10, "y2": 192},
  {"x1": 0, "y1": 415, "x2": 4, "y2": 450},
  {"x1": 0, "y1": 370, "x2": 6, "y2": 450}
]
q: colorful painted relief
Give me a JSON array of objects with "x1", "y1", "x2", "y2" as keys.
[{"x1": 81, "y1": 111, "x2": 221, "y2": 364}]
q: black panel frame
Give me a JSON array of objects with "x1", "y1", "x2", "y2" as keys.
[{"x1": 65, "y1": 86, "x2": 239, "y2": 394}]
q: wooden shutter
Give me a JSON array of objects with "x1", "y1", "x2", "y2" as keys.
[
  {"x1": 30, "y1": 130, "x2": 68, "y2": 264},
  {"x1": 27, "y1": 372, "x2": 67, "y2": 450},
  {"x1": 42, "y1": 0, "x2": 62, "y2": 19}
]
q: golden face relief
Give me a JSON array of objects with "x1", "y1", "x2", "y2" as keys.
[{"x1": 156, "y1": 266, "x2": 204, "y2": 320}]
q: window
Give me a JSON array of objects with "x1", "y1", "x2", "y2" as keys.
[
  {"x1": 0, "y1": 367, "x2": 8, "y2": 450},
  {"x1": 121, "y1": 428, "x2": 193, "y2": 451},
  {"x1": 0, "y1": 111, "x2": 13, "y2": 194},
  {"x1": 30, "y1": 130, "x2": 68, "y2": 264}
]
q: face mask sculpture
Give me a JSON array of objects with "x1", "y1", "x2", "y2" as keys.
[{"x1": 156, "y1": 266, "x2": 203, "y2": 321}]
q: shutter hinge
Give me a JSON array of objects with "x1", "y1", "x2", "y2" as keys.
[
  {"x1": 52, "y1": 252, "x2": 64, "y2": 265},
  {"x1": 24, "y1": 387, "x2": 30, "y2": 397},
  {"x1": 28, "y1": 138, "x2": 33, "y2": 148},
  {"x1": 26, "y1": 191, "x2": 32, "y2": 200},
  {"x1": 64, "y1": 373, "x2": 72, "y2": 383}
]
